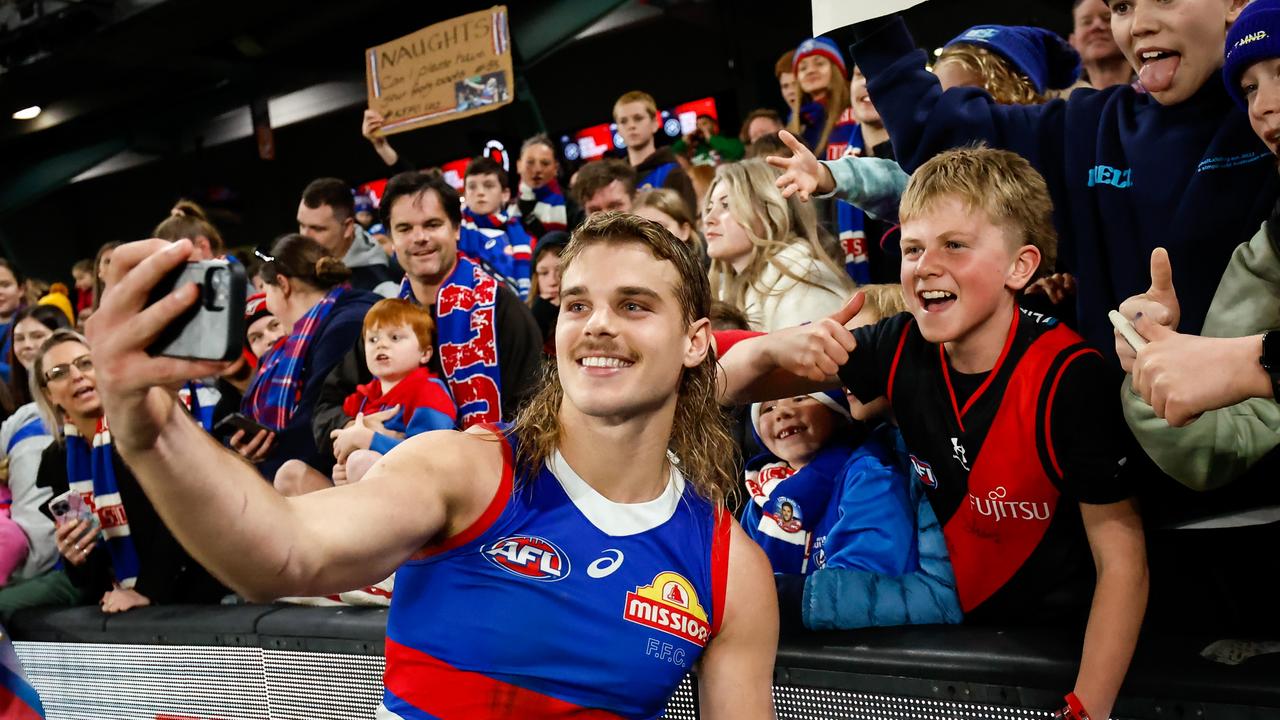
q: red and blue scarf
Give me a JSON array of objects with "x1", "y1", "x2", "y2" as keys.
[
  {"x1": 459, "y1": 208, "x2": 533, "y2": 301},
  {"x1": 833, "y1": 119, "x2": 871, "y2": 286},
  {"x1": 242, "y1": 286, "x2": 347, "y2": 431},
  {"x1": 398, "y1": 255, "x2": 502, "y2": 427},
  {"x1": 508, "y1": 180, "x2": 569, "y2": 237},
  {"x1": 65, "y1": 418, "x2": 139, "y2": 589}
]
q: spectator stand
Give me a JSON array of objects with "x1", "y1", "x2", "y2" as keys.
[{"x1": 6, "y1": 605, "x2": 1278, "y2": 719}]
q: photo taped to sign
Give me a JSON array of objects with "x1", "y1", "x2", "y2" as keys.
[{"x1": 365, "y1": 5, "x2": 514, "y2": 135}]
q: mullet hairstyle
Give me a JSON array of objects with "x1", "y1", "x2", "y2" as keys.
[
  {"x1": 511, "y1": 212, "x2": 739, "y2": 507},
  {"x1": 899, "y1": 145, "x2": 1057, "y2": 280}
]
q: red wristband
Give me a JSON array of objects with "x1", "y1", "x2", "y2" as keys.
[{"x1": 1060, "y1": 692, "x2": 1091, "y2": 720}]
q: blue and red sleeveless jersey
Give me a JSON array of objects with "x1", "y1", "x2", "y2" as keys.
[{"x1": 381, "y1": 426, "x2": 731, "y2": 719}]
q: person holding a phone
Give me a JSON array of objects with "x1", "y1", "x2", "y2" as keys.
[
  {"x1": 0, "y1": 306, "x2": 79, "y2": 619},
  {"x1": 234, "y1": 235, "x2": 378, "y2": 479},
  {"x1": 27, "y1": 330, "x2": 225, "y2": 613},
  {"x1": 209, "y1": 293, "x2": 287, "y2": 436},
  {"x1": 86, "y1": 214, "x2": 777, "y2": 719}
]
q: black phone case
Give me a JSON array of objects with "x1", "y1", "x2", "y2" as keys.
[
  {"x1": 146, "y1": 260, "x2": 247, "y2": 361},
  {"x1": 214, "y1": 413, "x2": 271, "y2": 438}
]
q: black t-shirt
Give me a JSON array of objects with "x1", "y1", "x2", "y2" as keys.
[{"x1": 839, "y1": 308, "x2": 1133, "y2": 624}]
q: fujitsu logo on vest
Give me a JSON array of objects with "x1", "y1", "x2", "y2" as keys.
[{"x1": 967, "y1": 486, "x2": 1051, "y2": 522}]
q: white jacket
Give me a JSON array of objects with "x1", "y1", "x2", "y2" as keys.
[
  {"x1": 0, "y1": 402, "x2": 57, "y2": 580},
  {"x1": 742, "y1": 241, "x2": 853, "y2": 332}
]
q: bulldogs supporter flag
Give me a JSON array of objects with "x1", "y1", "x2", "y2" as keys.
[
  {"x1": 812, "y1": 0, "x2": 928, "y2": 35},
  {"x1": 366, "y1": 6, "x2": 514, "y2": 136}
]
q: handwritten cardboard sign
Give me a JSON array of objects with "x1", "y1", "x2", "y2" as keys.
[
  {"x1": 366, "y1": 6, "x2": 514, "y2": 135},
  {"x1": 812, "y1": 0, "x2": 928, "y2": 36}
]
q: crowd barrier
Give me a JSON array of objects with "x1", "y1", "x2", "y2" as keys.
[{"x1": 7, "y1": 605, "x2": 1279, "y2": 719}]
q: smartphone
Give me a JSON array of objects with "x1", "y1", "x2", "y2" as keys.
[
  {"x1": 213, "y1": 412, "x2": 272, "y2": 439},
  {"x1": 47, "y1": 490, "x2": 99, "y2": 531},
  {"x1": 146, "y1": 259, "x2": 247, "y2": 361}
]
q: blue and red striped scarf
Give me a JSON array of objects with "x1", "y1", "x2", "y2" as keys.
[
  {"x1": 398, "y1": 255, "x2": 502, "y2": 427},
  {"x1": 459, "y1": 208, "x2": 533, "y2": 301},
  {"x1": 242, "y1": 286, "x2": 347, "y2": 431},
  {"x1": 508, "y1": 180, "x2": 568, "y2": 236},
  {"x1": 833, "y1": 119, "x2": 871, "y2": 286},
  {"x1": 65, "y1": 418, "x2": 139, "y2": 590}
]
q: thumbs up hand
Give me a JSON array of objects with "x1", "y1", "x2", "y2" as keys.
[
  {"x1": 1116, "y1": 248, "x2": 1180, "y2": 372},
  {"x1": 718, "y1": 294, "x2": 864, "y2": 405},
  {"x1": 762, "y1": 292, "x2": 865, "y2": 382},
  {"x1": 1121, "y1": 248, "x2": 1180, "y2": 327}
]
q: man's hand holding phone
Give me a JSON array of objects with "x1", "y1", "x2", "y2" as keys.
[{"x1": 86, "y1": 239, "x2": 236, "y2": 453}]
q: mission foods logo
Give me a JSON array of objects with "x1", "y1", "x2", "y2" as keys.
[
  {"x1": 623, "y1": 571, "x2": 710, "y2": 647},
  {"x1": 483, "y1": 535, "x2": 570, "y2": 582}
]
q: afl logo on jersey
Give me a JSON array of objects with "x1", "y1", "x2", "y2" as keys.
[
  {"x1": 623, "y1": 571, "x2": 710, "y2": 647},
  {"x1": 482, "y1": 535, "x2": 571, "y2": 582},
  {"x1": 909, "y1": 454, "x2": 938, "y2": 489}
]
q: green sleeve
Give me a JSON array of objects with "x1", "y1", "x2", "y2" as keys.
[{"x1": 1123, "y1": 223, "x2": 1280, "y2": 490}]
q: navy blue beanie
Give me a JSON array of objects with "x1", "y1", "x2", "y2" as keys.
[
  {"x1": 1224, "y1": 0, "x2": 1280, "y2": 109},
  {"x1": 946, "y1": 25, "x2": 1081, "y2": 94}
]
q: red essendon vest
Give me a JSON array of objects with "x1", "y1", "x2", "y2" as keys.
[{"x1": 887, "y1": 308, "x2": 1099, "y2": 614}]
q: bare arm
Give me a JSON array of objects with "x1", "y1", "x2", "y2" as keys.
[
  {"x1": 1073, "y1": 499, "x2": 1148, "y2": 720},
  {"x1": 362, "y1": 109, "x2": 400, "y2": 167},
  {"x1": 716, "y1": 295, "x2": 863, "y2": 406},
  {"x1": 697, "y1": 520, "x2": 778, "y2": 720},
  {"x1": 88, "y1": 239, "x2": 499, "y2": 600}
]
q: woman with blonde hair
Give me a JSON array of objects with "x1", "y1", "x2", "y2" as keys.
[
  {"x1": 704, "y1": 159, "x2": 853, "y2": 331},
  {"x1": 17, "y1": 330, "x2": 226, "y2": 614}
]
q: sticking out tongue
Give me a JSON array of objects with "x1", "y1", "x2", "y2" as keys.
[{"x1": 1138, "y1": 54, "x2": 1181, "y2": 94}]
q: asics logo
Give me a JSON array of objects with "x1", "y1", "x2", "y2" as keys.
[{"x1": 587, "y1": 549, "x2": 624, "y2": 579}]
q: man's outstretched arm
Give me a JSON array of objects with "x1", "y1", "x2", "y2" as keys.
[
  {"x1": 88, "y1": 239, "x2": 500, "y2": 600},
  {"x1": 716, "y1": 294, "x2": 862, "y2": 405}
]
